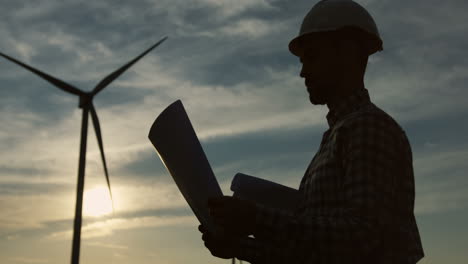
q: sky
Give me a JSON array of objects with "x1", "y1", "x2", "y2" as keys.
[{"x1": 1, "y1": 0, "x2": 467, "y2": 263}]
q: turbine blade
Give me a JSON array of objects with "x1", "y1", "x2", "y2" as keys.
[
  {"x1": 91, "y1": 36, "x2": 168, "y2": 96},
  {"x1": 89, "y1": 103, "x2": 113, "y2": 204},
  {"x1": 0, "y1": 52, "x2": 84, "y2": 96}
]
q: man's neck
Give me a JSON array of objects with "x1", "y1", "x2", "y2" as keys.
[{"x1": 326, "y1": 80, "x2": 365, "y2": 111}]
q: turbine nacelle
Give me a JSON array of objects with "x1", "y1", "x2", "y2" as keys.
[{"x1": 78, "y1": 92, "x2": 93, "y2": 109}]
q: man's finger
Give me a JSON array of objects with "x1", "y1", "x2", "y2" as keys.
[
  {"x1": 202, "y1": 232, "x2": 209, "y2": 242},
  {"x1": 198, "y1": 225, "x2": 206, "y2": 233}
]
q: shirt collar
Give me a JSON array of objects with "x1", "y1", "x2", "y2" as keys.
[{"x1": 325, "y1": 87, "x2": 371, "y2": 128}]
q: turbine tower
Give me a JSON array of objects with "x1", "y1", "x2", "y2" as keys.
[{"x1": 0, "y1": 36, "x2": 167, "y2": 264}]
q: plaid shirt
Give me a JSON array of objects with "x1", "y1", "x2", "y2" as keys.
[{"x1": 237, "y1": 88, "x2": 424, "y2": 264}]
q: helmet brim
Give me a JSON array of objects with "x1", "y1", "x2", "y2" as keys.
[{"x1": 288, "y1": 27, "x2": 384, "y2": 57}]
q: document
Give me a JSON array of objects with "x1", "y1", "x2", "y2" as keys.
[
  {"x1": 231, "y1": 173, "x2": 299, "y2": 211},
  {"x1": 148, "y1": 100, "x2": 223, "y2": 232}
]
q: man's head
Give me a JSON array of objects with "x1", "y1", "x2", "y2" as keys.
[
  {"x1": 298, "y1": 28, "x2": 370, "y2": 105},
  {"x1": 288, "y1": 0, "x2": 383, "y2": 105}
]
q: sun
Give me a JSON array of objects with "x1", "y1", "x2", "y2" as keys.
[{"x1": 83, "y1": 186, "x2": 113, "y2": 217}]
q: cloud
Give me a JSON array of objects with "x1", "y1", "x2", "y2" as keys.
[
  {"x1": 192, "y1": 17, "x2": 288, "y2": 39},
  {"x1": 108, "y1": 183, "x2": 187, "y2": 214},
  {"x1": 1, "y1": 1, "x2": 468, "y2": 255},
  {"x1": 9, "y1": 257, "x2": 49, "y2": 264},
  {"x1": 9, "y1": 0, "x2": 60, "y2": 20},
  {"x1": 0, "y1": 0, "x2": 309, "y2": 186},
  {"x1": 86, "y1": 241, "x2": 129, "y2": 250},
  {"x1": 0, "y1": 180, "x2": 188, "y2": 231},
  {"x1": 416, "y1": 187, "x2": 468, "y2": 215},
  {"x1": 0, "y1": 190, "x2": 74, "y2": 231},
  {"x1": 47, "y1": 215, "x2": 196, "y2": 240},
  {"x1": 197, "y1": 0, "x2": 275, "y2": 17},
  {"x1": 413, "y1": 148, "x2": 468, "y2": 215},
  {"x1": 414, "y1": 149, "x2": 468, "y2": 179}
]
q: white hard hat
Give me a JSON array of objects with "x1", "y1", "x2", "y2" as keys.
[{"x1": 289, "y1": 0, "x2": 383, "y2": 57}]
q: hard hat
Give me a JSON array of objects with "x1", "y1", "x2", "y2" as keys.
[{"x1": 289, "y1": 0, "x2": 383, "y2": 57}]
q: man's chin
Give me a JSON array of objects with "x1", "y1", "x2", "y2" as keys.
[{"x1": 309, "y1": 94, "x2": 327, "y2": 105}]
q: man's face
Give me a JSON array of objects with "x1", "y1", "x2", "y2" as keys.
[{"x1": 298, "y1": 35, "x2": 344, "y2": 105}]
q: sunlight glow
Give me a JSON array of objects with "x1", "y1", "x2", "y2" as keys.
[{"x1": 83, "y1": 186, "x2": 113, "y2": 217}]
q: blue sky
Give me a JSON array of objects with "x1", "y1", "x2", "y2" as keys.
[{"x1": 1, "y1": 0, "x2": 467, "y2": 263}]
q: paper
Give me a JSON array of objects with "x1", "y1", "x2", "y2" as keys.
[
  {"x1": 231, "y1": 173, "x2": 299, "y2": 211},
  {"x1": 148, "y1": 100, "x2": 223, "y2": 232}
]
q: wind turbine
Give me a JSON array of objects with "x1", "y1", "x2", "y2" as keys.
[{"x1": 0, "y1": 36, "x2": 168, "y2": 264}]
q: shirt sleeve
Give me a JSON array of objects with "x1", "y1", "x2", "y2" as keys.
[{"x1": 241, "y1": 114, "x2": 404, "y2": 264}]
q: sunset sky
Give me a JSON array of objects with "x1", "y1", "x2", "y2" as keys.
[{"x1": 1, "y1": 0, "x2": 467, "y2": 263}]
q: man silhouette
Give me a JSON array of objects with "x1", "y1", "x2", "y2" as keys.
[{"x1": 199, "y1": 1, "x2": 424, "y2": 263}]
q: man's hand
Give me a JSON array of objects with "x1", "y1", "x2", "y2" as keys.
[
  {"x1": 208, "y1": 196, "x2": 257, "y2": 236},
  {"x1": 199, "y1": 225, "x2": 239, "y2": 259}
]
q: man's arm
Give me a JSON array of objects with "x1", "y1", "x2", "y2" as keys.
[{"x1": 239, "y1": 114, "x2": 405, "y2": 263}]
